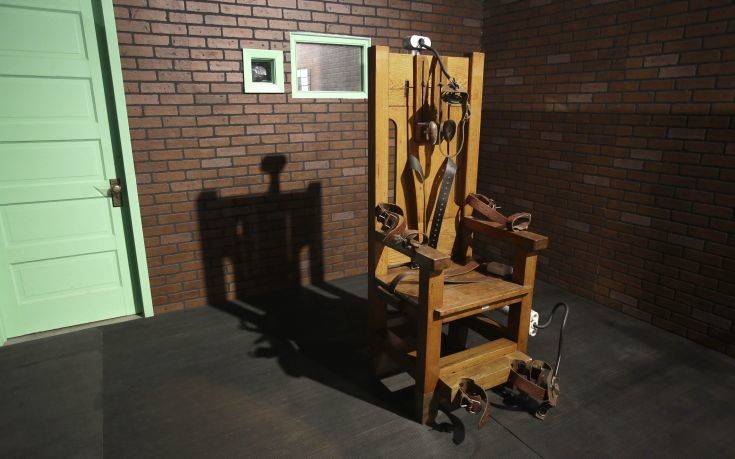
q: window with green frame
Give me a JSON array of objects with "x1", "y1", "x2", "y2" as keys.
[{"x1": 289, "y1": 32, "x2": 371, "y2": 99}]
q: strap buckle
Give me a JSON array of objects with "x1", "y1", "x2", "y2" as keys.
[{"x1": 376, "y1": 209, "x2": 399, "y2": 232}]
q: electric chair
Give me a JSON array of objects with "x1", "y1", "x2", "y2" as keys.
[{"x1": 368, "y1": 43, "x2": 555, "y2": 426}]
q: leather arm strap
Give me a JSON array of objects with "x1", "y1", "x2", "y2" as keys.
[{"x1": 465, "y1": 193, "x2": 531, "y2": 231}]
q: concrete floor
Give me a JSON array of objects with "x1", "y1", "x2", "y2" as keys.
[{"x1": 1, "y1": 276, "x2": 734, "y2": 458}]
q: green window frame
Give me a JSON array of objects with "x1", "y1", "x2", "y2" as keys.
[
  {"x1": 289, "y1": 32, "x2": 371, "y2": 99},
  {"x1": 243, "y1": 48, "x2": 285, "y2": 93}
]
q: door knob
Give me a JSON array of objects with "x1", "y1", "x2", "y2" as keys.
[{"x1": 109, "y1": 178, "x2": 123, "y2": 207}]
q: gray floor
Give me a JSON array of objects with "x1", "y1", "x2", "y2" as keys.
[{"x1": 1, "y1": 276, "x2": 734, "y2": 458}]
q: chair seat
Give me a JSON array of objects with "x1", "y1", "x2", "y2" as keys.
[{"x1": 376, "y1": 262, "x2": 532, "y2": 320}]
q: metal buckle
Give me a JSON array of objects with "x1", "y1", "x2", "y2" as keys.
[{"x1": 376, "y1": 208, "x2": 399, "y2": 231}]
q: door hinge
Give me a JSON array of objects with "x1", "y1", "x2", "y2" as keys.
[{"x1": 109, "y1": 178, "x2": 123, "y2": 207}]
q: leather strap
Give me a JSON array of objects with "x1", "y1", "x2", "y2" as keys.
[
  {"x1": 386, "y1": 259, "x2": 480, "y2": 292},
  {"x1": 457, "y1": 378, "x2": 492, "y2": 429},
  {"x1": 375, "y1": 203, "x2": 424, "y2": 250},
  {"x1": 428, "y1": 157, "x2": 457, "y2": 248},
  {"x1": 507, "y1": 359, "x2": 560, "y2": 420},
  {"x1": 466, "y1": 193, "x2": 531, "y2": 231}
]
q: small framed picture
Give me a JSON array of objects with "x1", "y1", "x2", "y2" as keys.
[
  {"x1": 251, "y1": 59, "x2": 273, "y2": 83},
  {"x1": 242, "y1": 49, "x2": 284, "y2": 93}
]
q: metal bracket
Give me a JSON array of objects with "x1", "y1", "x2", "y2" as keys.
[{"x1": 109, "y1": 178, "x2": 123, "y2": 207}]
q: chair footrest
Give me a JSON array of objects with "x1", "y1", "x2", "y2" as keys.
[{"x1": 437, "y1": 338, "x2": 530, "y2": 402}]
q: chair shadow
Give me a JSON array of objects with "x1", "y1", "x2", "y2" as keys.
[{"x1": 197, "y1": 154, "x2": 413, "y2": 421}]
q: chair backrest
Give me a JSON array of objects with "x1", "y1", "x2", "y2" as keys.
[{"x1": 368, "y1": 46, "x2": 485, "y2": 274}]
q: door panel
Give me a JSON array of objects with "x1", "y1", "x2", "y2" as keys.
[
  {"x1": 0, "y1": 3, "x2": 86, "y2": 57},
  {"x1": 0, "y1": 0, "x2": 137, "y2": 337},
  {"x1": 0, "y1": 141, "x2": 105, "y2": 183},
  {"x1": 0, "y1": 76, "x2": 97, "y2": 120},
  {"x1": 12, "y1": 251, "x2": 122, "y2": 300}
]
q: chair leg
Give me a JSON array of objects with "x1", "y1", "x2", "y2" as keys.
[
  {"x1": 415, "y1": 314, "x2": 442, "y2": 424},
  {"x1": 415, "y1": 269, "x2": 444, "y2": 424},
  {"x1": 368, "y1": 283, "x2": 388, "y2": 376},
  {"x1": 507, "y1": 295, "x2": 532, "y2": 353}
]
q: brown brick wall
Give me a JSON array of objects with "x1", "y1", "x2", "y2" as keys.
[
  {"x1": 481, "y1": 0, "x2": 735, "y2": 355},
  {"x1": 113, "y1": 0, "x2": 483, "y2": 312}
]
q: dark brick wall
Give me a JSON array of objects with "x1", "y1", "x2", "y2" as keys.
[
  {"x1": 481, "y1": 0, "x2": 735, "y2": 355},
  {"x1": 113, "y1": 0, "x2": 483, "y2": 312}
]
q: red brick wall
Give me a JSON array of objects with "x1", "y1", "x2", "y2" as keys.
[
  {"x1": 481, "y1": 0, "x2": 735, "y2": 355},
  {"x1": 113, "y1": 0, "x2": 483, "y2": 312}
]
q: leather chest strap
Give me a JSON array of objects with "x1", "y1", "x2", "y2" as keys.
[{"x1": 428, "y1": 157, "x2": 457, "y2": 248}]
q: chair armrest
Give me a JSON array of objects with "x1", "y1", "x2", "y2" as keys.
[
  {"x1": 462, "y1": 216, "x2": 549, "y2": 252},
  {"x1": 373, "y1": 230, "x2": 451, "y2": 272},
  {"x1": 414, "y1": 245, "x2": 451, "y2": 272}
]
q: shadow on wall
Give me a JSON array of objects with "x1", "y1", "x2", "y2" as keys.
[
  {"x1": 199, "y1": 154, "x2": 324, "y2": 298},
  {"x1": 196, "y1": 155, "x2": 410, "y2": 420}
]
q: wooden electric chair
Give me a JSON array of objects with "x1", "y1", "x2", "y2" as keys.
[{"x1": 367, "y1": 45, "x2": 549, "y2": 425}]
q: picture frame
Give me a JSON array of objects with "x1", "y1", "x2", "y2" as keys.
[{"x1": 242, "y1": 48, "x2": 285, "y2": 94}]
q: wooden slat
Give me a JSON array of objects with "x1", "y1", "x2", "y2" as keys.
[
  {"x1": 461, "y1": 52, "x2": 485, "y2": 211},
  {"x1": 440, "y1": 337, "x2": 516, "y2": 372},
  {"x1": 368, "y1": 45, "x2": 390, "y2": 279},
  {"x1": 388, "y1": 53, "x2": 413, "y2": 90}
]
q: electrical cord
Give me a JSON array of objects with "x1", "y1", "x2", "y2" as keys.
[
  {"x1": 533, "y1": 302, "x2": 569, "y2": 381},
  {"x1": 416, "y1": 38, "x2": 458, "y2": 88}
]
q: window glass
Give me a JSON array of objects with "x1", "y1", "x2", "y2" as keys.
[
  {"x1": 295, "y1": 43, "x2": 362, "y2": 92},
  {"x1": 289, "y1": 33, "x2": 370, "y2": 99}
]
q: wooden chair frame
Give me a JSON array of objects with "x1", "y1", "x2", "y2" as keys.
[{"x1": 367, "y1": 46, "x2": 549, "y2": 424}]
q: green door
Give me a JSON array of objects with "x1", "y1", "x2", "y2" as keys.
[{"x1": 0, "y1": 0, "x2": 138, "y2": 337}]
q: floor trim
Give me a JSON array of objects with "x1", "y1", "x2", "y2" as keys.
[{"x1": 4, "y1": 315, "x2": 140, "y2": 346}]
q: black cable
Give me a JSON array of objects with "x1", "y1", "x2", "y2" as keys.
[
  {"x1": 416, "y1": 39, "x2": 458, "y2": 89},
  {"x1": 533, "y1": 302, "x2": 569, "y2": 380}
]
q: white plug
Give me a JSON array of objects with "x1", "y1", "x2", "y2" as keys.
[
  {"x1": 403, "y1": 35, "x2": 431, "y2": 55},
  {"x1": 501, "y1": 306, "x2": 540, "y2": 337},
  {"x1": 529, "y1": 309, "x2": 540, "y2": 336}
]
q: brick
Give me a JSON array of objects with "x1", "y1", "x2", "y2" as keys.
[
  {"x1": 610, "y1": 290, "x2": 638, "y2": 307},
  {"x1": 658, "y1": 65, "x2": 696, "y2": 78},
  {"x1": 613, "y1": 159, "x2": 643, "y2": 170},
  {"x1": 547, "y1": 54, "x2": 570, "y2": 64},
  {"x1": 549, "y1": 160, "x2": 571, "y2": 170},
  {"x1": 643, "y1": 54, "x2": 679, "y2": 67},
  {"x1": 566, "y1": 219, "x2": 590, "y2": 232},
  {"x1": 580, "y1": 82, "x2": 608, "y2": 92},
  {"x1": 621, "y1": 212, "x2": 651, "y2": 227}
]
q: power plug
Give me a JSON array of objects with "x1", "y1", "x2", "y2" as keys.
[{"x1": 403, "y1": 35, "x2": 431, "y2": 54}]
